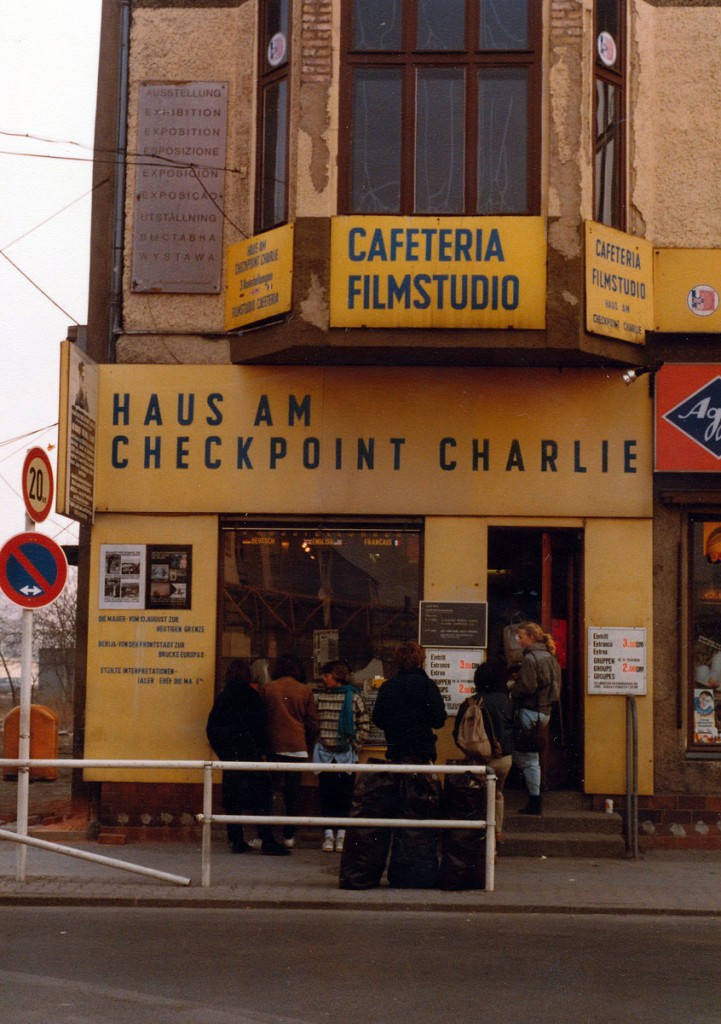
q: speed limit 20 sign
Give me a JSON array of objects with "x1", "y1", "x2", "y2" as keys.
[{"x1": 22, "y1": 447, "x2": 54, "y2": 524}]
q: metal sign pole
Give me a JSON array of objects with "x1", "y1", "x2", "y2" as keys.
[{"x1": 16, "y1": 513, "x2": 34, "y2": 881}]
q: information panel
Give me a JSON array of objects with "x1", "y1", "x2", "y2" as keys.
[
  {"x1": 425, "y1": 648, "x2": 484, "y2": 714},
  {"x1": 419, "y1": 601, "x2": 487, "y2": 649},
  {"x1": 587, "y1": 626, "x2": 647, "y2": 695}
]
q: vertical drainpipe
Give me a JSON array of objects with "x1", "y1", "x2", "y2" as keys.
[{"x1": 108, "y1": 0, "x2": 131, "y2": 363}]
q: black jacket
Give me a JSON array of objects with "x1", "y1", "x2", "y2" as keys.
[
  {"x1": 372, "y1": 667, "x2": 447, "y2": 762},
  {"x1": 206, "y1": 683, "x2": 268, "y2": 762}
]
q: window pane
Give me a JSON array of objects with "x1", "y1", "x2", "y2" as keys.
[
  {"x1": 351, "y1": 70, "x2": 402, "y2": 212},
  {"x1": 221, "y1": 526, "x2": 422, "y2": 688},
  {"x1": 480, "y1": 0, "x2": 529, "y2": 49},
  {"x1": 476, "y1": 70, "x2": 527, "y2": 214},
  {"x1": 260, "y1": 80, "x2": 288, "y2": 229},
  {"x1": 265, "y1": 0, "x2": 289, "y2": 69},
  {"x1": 353, "y1": 0, "x2": 402, "y2": 50},
  {"x1": 415, "y1": 69, "x2": 465, "y2": 213},
  {"x1": 596, "y1": 0, "x2": 619, "y2": 39},
  {"x1": 594, "y1": 80, "x2": 618, "y2": 226},
  {"x1": 417, "y1": 0, "x2": 465, "y2": 50}
]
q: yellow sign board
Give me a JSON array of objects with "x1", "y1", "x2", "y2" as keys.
[
  {"x1": 84, "y1": 513, "x2": 218, "y2": 782},
  {"x1": 585, "y1": 221, "x2": 654, "y2": 344},
  {"x1": 654, "y1": 249, "x2": 721, "y2": 331},
  {"x1": 224, "y1": 223, "x2": 294, "y2": 330},
  {"x1": 329, "y1": 216, "x2": 547, "y2": 329},
  {"x1": 93, "y1": 365, "x2": 651, "y2": 519}
]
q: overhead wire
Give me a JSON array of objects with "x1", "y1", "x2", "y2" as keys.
[{"x1": 0, "y1": 174, "x2": 110, "y2": 324}]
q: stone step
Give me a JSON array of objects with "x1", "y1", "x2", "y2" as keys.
[
  {"x1": 498, "y1": 790, "x2": 626, "y2": 857},
  {"x1": 499, "y1": 830, "x2": 627, "y2": 859},
  {"x1": 504, "y1": 810, "x2": 624, "y2": 835}
]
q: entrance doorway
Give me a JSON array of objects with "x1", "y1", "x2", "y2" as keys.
[{"x1": 487, "y1": 527, "x2": 584, "y2": 789}]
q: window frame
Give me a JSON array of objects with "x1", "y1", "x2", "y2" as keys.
[
  {"x1": 255, "y1": 0, "x2": 291, "y2": 233},
  {"x1": 593, "y1": 0, "x2": 626, "y2": 229},
  {"x1": 338, "y1": 1, "x2": 542, "y2": 217}
]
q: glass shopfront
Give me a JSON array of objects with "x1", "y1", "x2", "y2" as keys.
[
  {"x1": 220, "y1": 520, "x2": 422, "y2": 692},
  {"x1": 690, "y1": 518, "x2": 721, "y2": 749}
]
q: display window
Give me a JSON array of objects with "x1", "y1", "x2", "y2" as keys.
[
  {"x1": 219, "y1": 520, "x2": 422, "y2": 697},
  {"x1": 689, "y1": 518, "x2": 721, "y2": 749}
]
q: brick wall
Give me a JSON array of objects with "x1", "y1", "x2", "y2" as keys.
[
  {"x1": 301, "y1": 0, "x2": 332, "y2": 83},
  {"x1": 593, "y1": 793, "x2": 721, "y2": 849}
]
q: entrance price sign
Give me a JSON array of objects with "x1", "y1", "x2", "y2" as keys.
[
  {"x1": 587, "y1": 626, "x2": 647, "y2": 695},
  {"x1": 0, "y1": 532, "x2": 68, "y2": 609},
  {"x1": 22, "y1": 447, "x2": 54, "y2": 524}
]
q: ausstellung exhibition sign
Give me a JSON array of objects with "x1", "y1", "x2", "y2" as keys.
[{"x1": 132, "y1": 81, "x2": 228, "y2": 294}]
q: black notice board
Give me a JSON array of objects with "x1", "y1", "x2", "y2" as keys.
[{"x1": 418, "y1": 601, "x2": 487, "y2": 649}]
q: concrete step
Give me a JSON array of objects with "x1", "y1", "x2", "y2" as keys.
[
  {"x1": 504, "y1": 809, "x2": 623, "y2": 835},
  {"x1": 500, "y1": 791, "x2": 627, "y2": 857},
  {"x1": 499, "y1": 831, "x2": 627, "y2": 858}
]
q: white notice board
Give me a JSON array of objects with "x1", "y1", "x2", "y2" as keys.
[{"x1": 587, "y1": 627, "x2": 647, "y2": 695}]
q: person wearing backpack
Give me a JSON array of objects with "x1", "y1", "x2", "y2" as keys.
[
  {"x1": 453, "y1": 658, "x2": 514, "y2": 844},
  {"x1": 509, "y1": 622, "x2": 562, "y2": 816}
]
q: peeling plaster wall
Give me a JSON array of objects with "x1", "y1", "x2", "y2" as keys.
[
  {"x1": 296, "y1": 0, "x2": 337, "y2": 217},
  {"x1": 122, "y1": 6, "x2": 255, "y2": 346},
  {"x1": 633, "y1": 4, "x2": 721, "y2": 245},
  {"x1": 548, "y1": 0, "x2": 590, "y2": 259}
]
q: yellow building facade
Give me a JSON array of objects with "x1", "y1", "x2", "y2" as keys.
[{"x1": 72, "y1": 0, "x2": 721, "y2": 843}]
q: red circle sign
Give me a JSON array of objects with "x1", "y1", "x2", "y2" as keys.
[
  {"x1": 22, "y1": 447, "x2": 54, "y2": 524},
  {"x1": 0, "y1": 532, "x2": 68, "y2": 609}
]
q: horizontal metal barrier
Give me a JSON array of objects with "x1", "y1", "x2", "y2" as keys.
[{"x1": 0, "y1": 758, "x2": 495, "y2": 891}]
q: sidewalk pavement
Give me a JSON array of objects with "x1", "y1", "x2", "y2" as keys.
[{"x1": 1, "y1": 827, "x2": 720, "y2": 915}]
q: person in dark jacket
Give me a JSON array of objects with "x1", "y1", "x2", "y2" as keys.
[
  {"x1": 372, "y1": 641, "x2": 447, "y2": 762},
  {"x1": 340, "y1": 642, "x2": 446, "y2": 891},
  {"x1": 206, "y1": 659, "x2": 288, "y2": 857},
  {"x1": 509, "y1": 621, "x2": 561, "y2": 816},
  {"x1": 453, "y1": 657, "x2": 514, "y2": 842}
]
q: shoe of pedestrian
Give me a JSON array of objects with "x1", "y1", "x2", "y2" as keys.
[
  {"x1": 283, "y1": 836, "x2": 295, "y2": 849},
  {"x1": 248, "y1": 837, "x2": 262, "y2": 850},
  {"x1": 335, "y1": 830, "x2": 345, "y2": 853},
  {"x1": 261, "y1": 840, "x2": 291, "y2": 856},
  {"x1": 518, "y1": 795, "x2": 542, "y2": 815},
  {"x1": 322, "y1": 832, "x2": 335, "y2": 853},
  {"x1": 230, "y1": 840, "x2": 254, "y2": 854}
]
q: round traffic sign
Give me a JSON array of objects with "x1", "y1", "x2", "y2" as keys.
[
  {"x1": 22, "y1": 447, "x2": 54, "y2": 524},
  {"x1": 0, "y1": 532, "x2": 68, "y2": 609}
]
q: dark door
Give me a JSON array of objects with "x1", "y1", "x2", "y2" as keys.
[{"x1": 487, "y1": 527, "x2": 583, "y2": 789}]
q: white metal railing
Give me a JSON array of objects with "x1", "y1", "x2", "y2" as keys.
[{"x1": 0, "y1": 759, "x2": 495, "y2": 891}]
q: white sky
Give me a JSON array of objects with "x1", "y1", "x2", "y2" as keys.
[{"x1": 0, "y1": 1, "x2": 102, "y2": 549}]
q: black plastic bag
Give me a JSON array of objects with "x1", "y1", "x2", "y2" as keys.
[
  {"x1": 338, "y1": 771, "x2": 395, "y2": 890},
  {"x1": 387, "y1": 772, "x2": 441, "y2": 890},
  {"x1": 438, "y1": 772, "x2": 486, "y2": 891}
]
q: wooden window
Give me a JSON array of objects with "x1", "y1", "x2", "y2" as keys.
[
  {"x1": 256, "y1": 0, "x2": 290, "y2": 231},
  {"x1": 594, "y1": 0, "x2": 626, "y2": 228},
  {"x1": 340, "y1": 0, "x2": 540, "y2": 216}
]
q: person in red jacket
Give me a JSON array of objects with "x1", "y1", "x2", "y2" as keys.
[{"x1": 263, "y1": 654, "x2": 319, "y2": 849}]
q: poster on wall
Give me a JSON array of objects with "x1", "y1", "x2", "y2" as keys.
[
  {"x1": 425, "y1": 648, "x2": 485, "y2": 714},
  {"x1": 57, "y1": 340, "x2": 98, "y2": 524},
  {"x1": 587, "y1": 626, "x2": 647, "y2": 695},
  {"x1": 693, "y1": 688, "x2": 719, "y2": 745},
  {"x1": 99, "y1": 545, "x2": 146, "y2": 610},
  {"x1": 146, "y1": 546, "x2": 192, "y2": 610}
]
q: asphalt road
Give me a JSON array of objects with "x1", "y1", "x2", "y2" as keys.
[{"x1": 1, "y1": 908, "x2": 719, "y2": 1024}]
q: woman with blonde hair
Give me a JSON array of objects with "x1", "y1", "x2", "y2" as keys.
[{"x1": 509, "y1": 622, "x2": 561, "y2": 816}]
